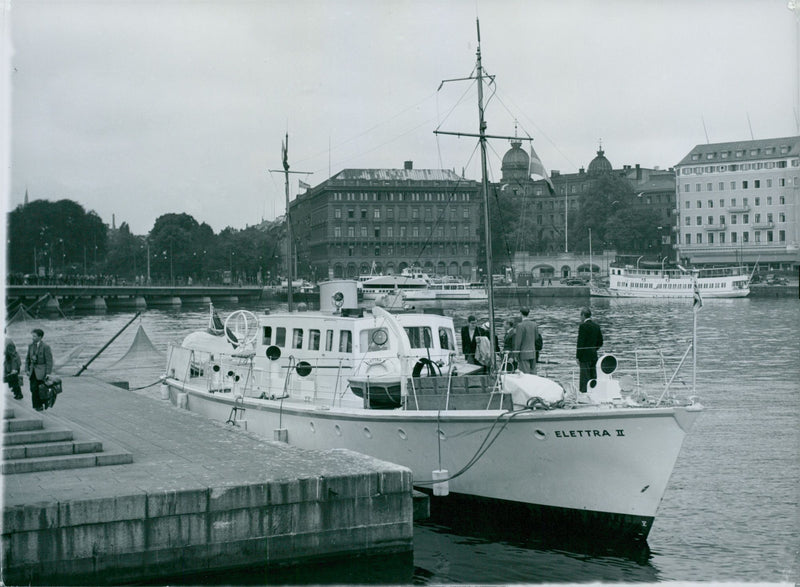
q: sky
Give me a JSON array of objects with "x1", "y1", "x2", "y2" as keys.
[{"x1": 3, "y1": 0, "x2": 798, "y2": 236}]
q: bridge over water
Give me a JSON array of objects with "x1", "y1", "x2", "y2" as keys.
[{"x1": 5, "y1": 285, "x2": 267, "y2": 313}]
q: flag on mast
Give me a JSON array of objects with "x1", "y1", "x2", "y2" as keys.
[
  {"x1": 528, "y1": 145, "x2": 555, "y2": 194},
  {"x1": 693, "y1": 281, "x2": 703, "y2": 311},
  {"x1": 298, "y1": 180, "x2": 311, "y2": 190},
  {"x1": 282, "y1": 136, "x2": 289, "y2": 171}
]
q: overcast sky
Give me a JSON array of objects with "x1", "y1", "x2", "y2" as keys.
[{"x1": 4, "y1": 0, "x2": 798, "y2": 235}]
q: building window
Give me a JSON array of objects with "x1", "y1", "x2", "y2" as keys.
[
  {"x1": 743, "y1": 214, "x2": 749, "y2": 224},
  {"x1": 412, "y1": 226, "x2": 419, "y2": 237},
  {"x1": 718, "y1": 182, "x2": 724, "y2": 191},
  {"x1": 731, "y1": 232, "x2": 737, "y2": 243},
  {"x1": 374, "y1": 246, "x2": 380, "y2": 256},
  {"x1": 708, "y1": 216, "x2": 713, "y2": 225},
  {"x1": 731, "y1": 198, "x2": 736, "y2": 206},
  {"x1": 708, "y1": 200, "x2": 714, "y2": 208},
  {"x1": 754, "y1": 180, "x2": 760, "y2": 189},
  {"x1": 334, "y1": 208, "x2": 341, "y2": 219},
  {"x1": 779, "y1": 196, "x2": 785, "y2": 205},
  {"x1": 696, "y1": 216, "x2": 702, "y2": 226},
  {"x1": 697, "y1": 200, "x2": 702, "y2": 209},
  {"x1": 767, "y1": 213, "x2": 773, "y2": 223},
  {"x1": 779, "y1": 213, "x2": 785, "y2": 222},
  {"x1": 411, "y1": 208, "x2": 419, "y2": 219},
  {"x1": 333, "y1": 226, "x2": 341, "y2": 237},
  {"x1": 685, "y1": 201, "x2": 691, "y2": 208},
  {"x1": 685, "y1": 216, "x2": 691, "y2": 226},
  {"x1": 779, "y1": 230, "x2": 785, "y2": 242},
  {"x1": 720, "y1": 215, "x2": 726, "y2": 225},
  {"x1": 374, "y1": 209, "x2": 381, "y2": 219},
  {"x1": 696, "y1": 183, "x2": 701, "y2": 192},
  {"x1": 374, "y1": 228, "x2": 380, "y2": 238},
  {"x1": 361, "y1": 209, "x2": 367, "y2": 219},
  {"x1": 755, "y1": 231, "x2": 761, "y2": 243},
  {"x1": 743, "y1": 232, "x2": 749, "y2": 243},
  {"x1": 400, "y1": 226, "x2": 406, "y2": 237},
  {"x1": 360, "y1": 226, "x2": 367, "y2": 237},
  {"x1": 767, "y1": 196, "x2": 772, "y2": 205},
  {"x1": 719, "y1": 199, "x2": 725, "y2": 207},
  {"x1": 347, "y1": 226, "x2": 355, "y2": 237},
  {"x1": 730, "y1": 181, "x2": 736, "y2": 190},
  {"x1": 731, "y1": 215, "x2": 737, "y2": 225},
  {"x1": 706, "y1": 183, "x2": 712, "y2": 191},
  {"x1": 720, "y1": 233, "x2": 726, "y2": 243},
  {"x1": 684, "y1": 184, "x2": 691, "y2": 192},
  {"x1": 348, "y1": 209, "x2": 354, "y2": 219},
  {"x1": 685, "y1": 234, "x2": 691, "y2": 245},
  {"x1": 779, "y1": 178, "x2": 786, "y2": 187},
  {"x1": 766, "y1": 179, "x2": 772, "y2": 188},
  {"x1": 697, "y1": 233, "x2": 703, "y2": 244},
  {"x1": 755, "y1": 213, "x2": 761, "y2": 223},
  {"x1": 767, "y1": 231, "x2": 773, "y2": 242},
  {"x1": 463, "y1": 208, "x2": 469, "y2": 219},
  {"x1": 387, "y1": 208, "x2": 394, "y2": 219},
  {"x1": 709, "y1": 233, "x2": 714, "y2": 244},
  {"x1": 387, "y1": 226, "x2": 394, "y2": 237}
]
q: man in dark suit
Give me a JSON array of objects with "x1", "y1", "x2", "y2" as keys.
[
  {"x1": 513, "y1": 307, "x2": 539, "y2": 374},
  {"x1": 576, "y1": 307, "x2": 603, "y2": 393},
  {"x1": 460, "y1": 315, "x2": 483, "y2": 364},
  {"x1": 25, "y1": 328, "x2": 54, "y2": 411}
]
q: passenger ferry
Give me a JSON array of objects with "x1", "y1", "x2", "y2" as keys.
[
  {"x1": 591, "y1": 263, "x2": 751, "y2": 298},
  {"x1": 361, "y1": 269, "x2": 487, "y2": 301}
]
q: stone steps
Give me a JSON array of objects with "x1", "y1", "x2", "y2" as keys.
[{"x1": 2, "y1": 407, "x2": 133, "y2": 474}]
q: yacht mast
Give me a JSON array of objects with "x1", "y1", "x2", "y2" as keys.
[{"x1": 475, "y1": 19, "x2": 498, "y2": 367}]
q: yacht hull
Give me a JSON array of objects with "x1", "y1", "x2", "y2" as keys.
[{"x1": 164, "y1": 379, "x2": 699, "y2": 541}]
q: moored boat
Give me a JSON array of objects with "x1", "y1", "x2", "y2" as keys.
[
  {"x1": 162, "y1": 20, "x2": 704, "y2": 543},
  {"x1": 591, "y1": 262, "x2": 750, "y2": 298}
]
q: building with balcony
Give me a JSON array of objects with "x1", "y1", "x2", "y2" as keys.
[
  {"x1": 674, "y1": 136, "x2": 800, "y2": 268},
  {"x1": 289, "y1": 162, "x2": 482, "y2": 281}
]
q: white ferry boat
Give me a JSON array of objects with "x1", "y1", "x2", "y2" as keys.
[
  {"x1": 361, "y1": 269, "x2": 488, "y2": 301},
  {"x1": 591, "y1": 264, "x2": 750, "y2": 298}
]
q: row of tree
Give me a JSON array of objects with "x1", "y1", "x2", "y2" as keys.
[{"x1": 6, "y1": 201, "x2": 286, "y2": 284}]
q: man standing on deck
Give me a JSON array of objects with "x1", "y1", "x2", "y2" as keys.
[
  {"x1": 513, "y1": 307, "x2": 539, "y2": 374},
  {"x1": 576, "y1": 307, "x2": 603, "y2": 393}
]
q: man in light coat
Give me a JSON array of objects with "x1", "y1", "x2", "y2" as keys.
[
  {"x1": 25, "y1": 328, "x2": 53, "y2": 411},
  {"x1": 513, "y1": 307, "x2": 539, "y2": 374}
]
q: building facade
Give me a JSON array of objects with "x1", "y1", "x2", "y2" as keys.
[
  {"x1": 498, "y1": 141, "x2": 676, "y2": 257},
  {"x1": 289, "y1": 163, "x2": 482, "y2": 281},
  {"x1": 674, "y1": 137, "x2": 800, "y2": 268}
]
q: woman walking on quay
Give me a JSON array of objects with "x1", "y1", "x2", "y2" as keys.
[{"x1": 4, "y1": 340, "x2": 23, "y2": 400}]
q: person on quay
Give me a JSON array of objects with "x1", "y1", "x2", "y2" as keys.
[
  {"x1": 461, "y1": 315, "x2": 484, "y2": 365},
  {"x1": 25, "y1": 328, "x2": 54, "y2": 411},
  {"x1": 513, "y1": 307, "x2": 540, "y2": 374},
  {"x1": 576, "y1": 307, "x2": 604, "y2": 393},
  {"x1": 4, "y1": 340, "x2": 23, "y2": 400}
]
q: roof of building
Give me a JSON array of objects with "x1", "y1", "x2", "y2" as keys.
[
  {"x1": 328, "y1": 168, "x2": 471, "y2": 183},
  {"x1": 676, "y1": 136, "x2": 800, "y2": 166},
  {"x1": 587, "y1": 148, "x2": 613, "y2": 175},
  {"x1": 501, "y1": 140, "x2": 529, "y2": 171}
]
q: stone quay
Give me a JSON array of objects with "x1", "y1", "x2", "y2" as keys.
[{"x1": 2, "y1": 377, "x2": 415, "y2": 585}]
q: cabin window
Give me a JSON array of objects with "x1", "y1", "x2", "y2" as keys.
[
  {"x1": 339, "y1": 331, "x2": 353, "y2": 353},
  {"x1": 325, "y1": 330, "x2": 334, "y2": 351},
  {"x1": 404, "y1": 326, "x2": 433, "y2": 349},
  {"x1": 262, "y1": 326, "x2": 272, "y2": 345},
  {"x1": 275, "y1": 327, "x2": 286, "y2": 347},
  {"x1": 292, "y1": 329, "x2": 303, "y2": 349},
  {"x1": 361, "y1": 328, "x2": 390, "y2": 352},
  {"x1": 439, "y1": 327, "x2": 455, "y2": 351},
  {"x1": 309, "y1": 329, "x2": 321, "y2": 351}
]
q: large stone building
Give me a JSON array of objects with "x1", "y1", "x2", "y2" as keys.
[
  {"x1": 499, "y1": 140, "x2": 676, "y2": 260},
  {"x1": 289, "y1": 162, "x2": 482, "y2": 281},
  {"x1": 674, "y1": 136, "x2": 800, "y2": 268}
]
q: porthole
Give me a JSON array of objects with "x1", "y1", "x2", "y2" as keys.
[
  {"x1": 363, "y1": 427, "x2": 372, "y2": 439},
  {"x1": 397, "y1": 428, "x2": 407, "y2": 440}
]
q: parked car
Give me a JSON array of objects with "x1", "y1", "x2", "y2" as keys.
[
  {"x1": 560, "y1": 277, "x2": 587, "y2": 286},
  {"x1": 767, "y1": 276, "x2": 788, "y2": 285}
]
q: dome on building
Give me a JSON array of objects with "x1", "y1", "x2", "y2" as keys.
[
  {"x1": 501, "y1": 140, "x2": 530, "y2": 182},
  {"x1": 587, "y1": 147, "x2": 613, "y2": 175}
]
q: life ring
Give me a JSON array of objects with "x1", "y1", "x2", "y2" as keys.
[{"x1": 412, "y1": 358, "x2": 441, "y2": 377}]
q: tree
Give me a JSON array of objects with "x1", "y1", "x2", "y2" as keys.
[{"x1": 6, "y1": 199, "x2": 107, "y2": 275}]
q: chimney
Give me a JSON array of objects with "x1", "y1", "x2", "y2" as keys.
[
  {"x1": 404, "y1": 161, "x2": 413, "y2": 170},
  {"x1": 636, "y1": 164, "x2": 642, "y2": 180}
]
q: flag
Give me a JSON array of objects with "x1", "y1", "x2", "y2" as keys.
[
  {"x1": 298, "y1": 180, "x2": 311, "y2": 190},
  {"x1": 281, "y1": 136, "x2": 289, "y2": 171},
  {"x1": 529, "y1": 146, "x2": 555, "y2": 194},
  {"x1": 693, "y1": 281, "x2": 703, "y2": 312}
]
